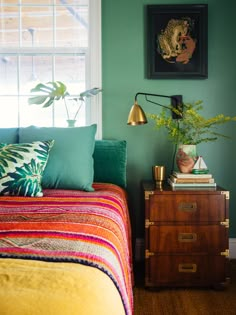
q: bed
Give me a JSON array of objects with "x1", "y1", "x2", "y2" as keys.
[{"x1": 0, "y1": 125, "x2": 133, "y2": 315}]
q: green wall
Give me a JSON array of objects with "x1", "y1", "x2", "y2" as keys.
[{"x1": 102, "y1": 0, "x2": 236, "y2": 239}]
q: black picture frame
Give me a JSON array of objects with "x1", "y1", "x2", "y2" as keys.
[{"x1": 147, "y1": 4, "x2": 208, "y2": 79}]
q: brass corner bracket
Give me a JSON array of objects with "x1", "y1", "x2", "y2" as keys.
[
  {"x1": 145, "y1": 190, "x2": 154, "y2": 200},
  {"x1": 145, "y1": 219, "x2": 154, "y2": 229},
  {"x1": 145, "y1": 249, "x2": 154, "y2": 259},
  {"x1": 221, "y1": 191, "x2": 230, "y2": 200},
  {"x1": 220, "y1": 219, "x2": 229, "y2": 228},
  {"x1": 220, "y1": 249, "x2": 229, "y2": 257}
]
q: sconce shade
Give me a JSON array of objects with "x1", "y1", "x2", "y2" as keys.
[{"x1": 127, "y1": 101, "x2": 148, "y2": 125}]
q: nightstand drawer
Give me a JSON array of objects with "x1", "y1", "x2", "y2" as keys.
[
  {"x1": 146, "y1": 255, "x2": 228, "y2": 288},
  {"x1": 149, "y1": 194, "x2": 226, "y2": 222},
  {"x1": 148, "y1": 225, "x2": 228, "y2": 254}
]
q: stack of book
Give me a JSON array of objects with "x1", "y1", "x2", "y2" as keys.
[{"x1": 168, "y1": 171, "x2": 217, "y2": 189}]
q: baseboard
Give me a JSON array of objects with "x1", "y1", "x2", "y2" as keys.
[
  {"x1": 229, "y1": 238, "x2": 236, "y2": 259},
  {"x1": 135, "y1": 237, "x2": 236, "y2": 260}
]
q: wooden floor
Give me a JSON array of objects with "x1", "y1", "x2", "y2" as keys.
[{"x1": 133, "y1": 260, "x2": 236, "y2": 315}]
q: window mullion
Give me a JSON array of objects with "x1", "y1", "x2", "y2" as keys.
[{"x1": 19, "y1": 1, "x2": 22, "y2": 47}]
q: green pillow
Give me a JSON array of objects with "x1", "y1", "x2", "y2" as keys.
[
  {"x1": 19, "y1": 125, "x2": 97, "y2": 191},
  {"x1": 0, "y1": 140, "x2": 54, "y2": 197},
  {"x1": 0, "y1": 128, "x2": 18, "y2": 143},
  {"x1": 93, "y1": 140, "x2": 127, "y2": 188}
]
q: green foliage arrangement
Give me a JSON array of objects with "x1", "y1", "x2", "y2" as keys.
[{"x1": 148, "y1": 100, "x2": 236, "y2": 145}]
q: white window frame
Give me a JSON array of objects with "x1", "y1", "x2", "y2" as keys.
[
  {"x1": 89, "y1": 0, "x2": 102, "y2": 139},
  {"x1": 0, "y1": 0, "x2": 102, "y2": 139}
]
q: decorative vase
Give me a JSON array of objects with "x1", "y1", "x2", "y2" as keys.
[
  {"x1": 176, "y1": 144, "x2": 197, "y2": 173},
  {"x1": 66, "y1": 119, "x2": 76, "y2": 127}
]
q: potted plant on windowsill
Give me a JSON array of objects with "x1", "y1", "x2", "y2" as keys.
[
  {"x1": 28, "y1": 81, "x2": 102, "y2": 127},
  {"x1": 147, "y1": 100, "x2": 236, "y2": 173}
]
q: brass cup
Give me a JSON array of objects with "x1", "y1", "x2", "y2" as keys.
[{"x1": 152, "y1": 166, "x2": 165, "y2": 189}]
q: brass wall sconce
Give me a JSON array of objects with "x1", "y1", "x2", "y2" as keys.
[
  {"x1": 127, "y1": 92, "x2": 183, "y2": 125},
  {"x1": 127, "y1": 92, "x2": 183, "y2": 180}
]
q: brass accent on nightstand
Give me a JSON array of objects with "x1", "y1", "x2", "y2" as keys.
[
  {"x1": 145, "y1": 249, "x2": 154, "y2": 259},
  {"x1": 221, "y1": 191, "x2": 230, "y2": 199},
  {"x1": 145, "y1": 190, "x2": 154, "y2": 200},
  {"x1": 178, "y1": 202, "x2": 197, "y2": 212},
  {"x1": 178, "y1": 232, "x2": 197, "y2": 242},
  {"x1": 220, "y1": 249, "x2": 229, "y2": 257},
  {"x1": 220, "y1": 219, "x2": 229, "y2": 228},
  {"x1": 145, "y1": 219, "x2": 154, "y2": 229},
  {"x1": 178, "y1": 263, "x2": 197, "y2": 273}
]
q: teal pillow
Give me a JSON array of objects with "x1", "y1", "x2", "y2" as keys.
[
  {"x1": 0, "y1": 128, "x2": 18, "y2": 143},
  {"x1": 19, "y1": 125, "x2": 97, "y2": 191},
  {"x1": 0, "y1": 140, "x2": 54, "y2": 197},
  {"x1": 93, "y1": 140, "x2": 127, "y2": 188}
]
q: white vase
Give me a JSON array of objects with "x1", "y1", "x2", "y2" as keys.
[{"x1": 176, "y1": 144, "x2": 197, "y2": 173}]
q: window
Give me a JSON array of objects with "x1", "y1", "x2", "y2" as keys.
[{"x1": 0, "y1": 0, "x2": 102, "y2": 137}]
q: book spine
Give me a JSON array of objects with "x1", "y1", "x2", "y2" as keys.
[
  {"x1": 170, "y1": 175, "x2": 215, "y2": 184},
  {"x1": 168, "y1": 178, "x2": 217, "y2": 187},
  {"x1": 173, "y1": 172, "x2": 212, "y2": 179}
]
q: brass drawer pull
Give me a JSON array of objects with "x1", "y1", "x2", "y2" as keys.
[
  {"x1": 178, "y1": 263, "x2": 197, "y2": 273},
  {"x1": 178, "y1": 233, "x2": 197, "y2": 242},
  {"x1": 178, "y1": 202, "x2": 197, "y2": 212}
]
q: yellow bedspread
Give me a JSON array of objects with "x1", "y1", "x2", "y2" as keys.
[{"x1": 0, "y1": 258, "x2": 125, "y2": 315}]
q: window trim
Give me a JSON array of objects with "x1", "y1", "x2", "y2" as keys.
[{"x1": 88, "y1": 0, "x2": 102, "y2": 139}]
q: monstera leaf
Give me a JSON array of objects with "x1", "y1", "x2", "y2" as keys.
[
  {"x1": 79, "y1": 88, "x2": 102, "y2": 100},
  {"x1": 28, "y1": 81, "x2": 69, "y2": 108},
  {"x1": 2, "y1": 159, "x2": 44, "y2": 196},
  {"x1": 0, "y1": 143, "x2": 32, "y2": 177}
]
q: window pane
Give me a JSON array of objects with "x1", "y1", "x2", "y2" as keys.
[
  {"x1": 0, "y1": 5, "x2": 19, "y2": 47},
  {"x1": 19, "y1": 55, "x2": 53, "y2": 94},
  {"x1": 54, "y1": 55, "x2": 86, "y2": 91},
  {"x1": 20, "y1": 95, "x2": 53, "y2": 127},
  {"x1": 0, "y1": 55, "x2": 18, "y2": 95},
  {"x1": 21, "y1": 7, "x2": 53, "y2": 47},
  {"x1": 55, "y1": 4, "x2": 88, "y2": 47},
  {"x1": 0, "y1": 96, "x2": 19, "y2": 127}
]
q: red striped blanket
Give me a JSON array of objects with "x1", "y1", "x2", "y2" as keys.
[{"x1": 0, "y1": 183, "x2": 133, "y2": 315}]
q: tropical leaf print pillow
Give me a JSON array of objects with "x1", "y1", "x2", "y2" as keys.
[{"x1": 0, "y1": 140, "x2": 54, "y2": 197}]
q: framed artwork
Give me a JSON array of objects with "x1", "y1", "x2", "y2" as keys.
[{"x1": 147, "y1": 4, "x2": 208, "y2": 79}]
